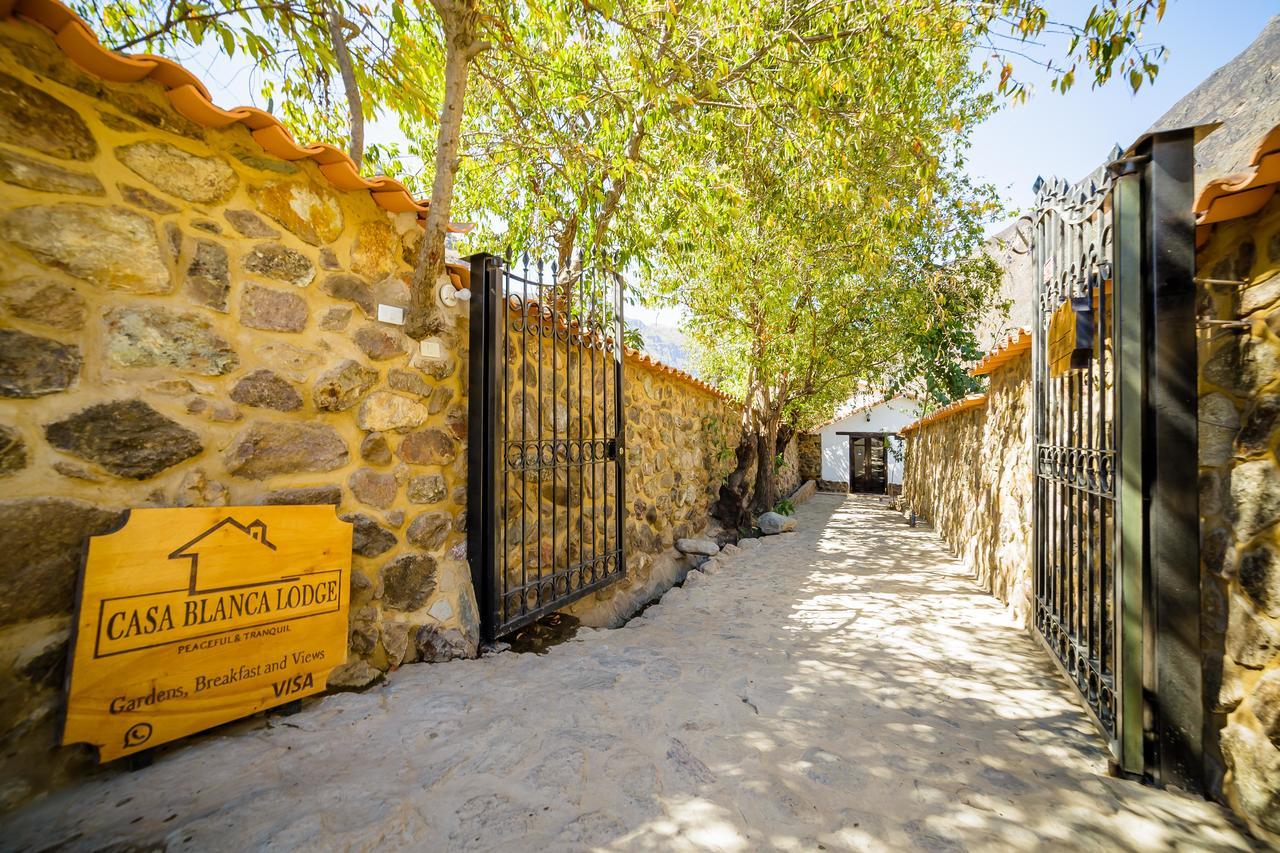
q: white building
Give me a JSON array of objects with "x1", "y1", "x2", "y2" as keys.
[{"x1": 813, "y1": 396, "x2": 921, "y2": 493}]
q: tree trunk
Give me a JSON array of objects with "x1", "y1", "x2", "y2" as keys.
[
  {"x1": 711, "y1": 430, "x2": 757, "y2": 531},
  {"x1": 324, "y1": 1, "x2": 364, "y2": 169},
  {"x1": 752, "y1": 410, "x2": 781, "y2": 514},
  {"x1": 405, "y1": 0, "x2": 487, "y2": 340}
]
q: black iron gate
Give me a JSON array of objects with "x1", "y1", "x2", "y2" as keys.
[
  {"x1": 467, "y1": 253, "x2": 626, "y2": 641},
  {"x1": 1031, "y1": 128, "x2": 1201, "y2": 789}
]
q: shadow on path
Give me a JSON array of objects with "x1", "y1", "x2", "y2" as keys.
[{"x1": 0, "y1": 494, "x2": 1256, "y2": 851}]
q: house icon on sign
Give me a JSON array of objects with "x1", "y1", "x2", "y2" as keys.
[{"x1": 168, "y1": 518, "x2": 297, "y2": 594}]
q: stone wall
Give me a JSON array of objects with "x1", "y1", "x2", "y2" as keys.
[
  {"x1": 797, "y1": 432, "x2": 821, "y2": 482},
  {"x1": 0, "y1": 21, "x2": 478, "y2": 807},
  {"x1": 569, "y1": 359, "x2": 740, "y2": 626},
  {"x1": 1197, "y1": 193, "x2": 1280, "y2": 841},
  {"x1": 900, "y1": 355, "x2": 1033, "y2": 625}
]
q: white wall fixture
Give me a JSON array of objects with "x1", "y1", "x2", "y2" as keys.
[
  {"x1": 439, "y1": 281, "x2": 472, "y2": 308},
  {"x1": 419, "y1": 338, "x2": 446, "y2": 359},
  {"x1": 377, "y1": 304, "x2": 406, "y2": 325}
]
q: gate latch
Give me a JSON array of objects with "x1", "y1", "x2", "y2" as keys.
[{"x1": 607, "y1": 438, "x2": 620, "y2": 460}]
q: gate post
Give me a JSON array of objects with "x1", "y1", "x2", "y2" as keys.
[
  {"x1": 465, "y1": 252, "x2": 501, "y2": 643},
  {"x1": 1141, "y1": 129, "x2": 1203, "y2": 792}
]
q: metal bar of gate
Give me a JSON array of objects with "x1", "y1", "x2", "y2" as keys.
[{"x1": 1112, "y1": 156, "x2": 1146, "y2": 777}]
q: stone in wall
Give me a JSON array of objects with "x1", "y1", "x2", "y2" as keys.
[
  {"x1": 249, "y1": 178, "x2": 344, "y2": 245},
  {"x1": 398, "y1": 428, "x2": 457, "y2": 465},
  {"x1": 321, "y1": 273, "x2": 376, "y2": 317},
  {"x1": 229, "y1": 369, "x2": 302, "y2": 411},
  {"x1": 104, "y1": 306, "x2": 238, "y2": 375},
  {"x1": 115, "y1": 141, "x2": 237, "y2": 204},
  {"x1": 0, "y1": 70, "x2": 96, "y2": 160},
  {"x1": 0, "y1": 498, "x2": 124, "y2": 626},
  {"x1": 224, "y1": 208, "x2": 279, "y2": 238},
  {"x1": 45, "y1": 400, "x2": 202, "y2": 479},
  {"x1": 0, "y1": 149, "x2": 103, "y2": 195},
  {"x1": 313, "y1": 360, "x2": 379, "y2": 412},
  {"x1": 381, "y1": 553, "x2": 438, "y2": 611},
  {"x1": 0, "y1": 278, "x2": 86, "y2": 330},
  {"x1": 357, "y1": 391, "x2": 429, "y2": 432},
  {"x1": 183, "y1": 239, "x2": 230, "y2": 311},
  {"x1": 223, "y1": 422, "x2": 348, "y2": 479},
  {"x1": 1, "y1": 204, "x2": 169, "y2": 293},
  {"x1": 0, "y1": 328, "x2": 80, "y2": 398},
  {"x1": 0, "y1": 424, "x2": 27, "y2": 476},
  {"x1": 240, "y1": 283, "x2": 309, "y2": 333},
  {"x1": 242, "y1": 242, "x2": 315, "y2": 288}
]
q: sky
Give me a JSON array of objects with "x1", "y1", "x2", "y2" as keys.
[
  {"x1": 967, "y1": 0, "x2": 1278, "y2": 231},
  {"x1": 169, "y1": 1, "x2": 1279, "y2": 326}
]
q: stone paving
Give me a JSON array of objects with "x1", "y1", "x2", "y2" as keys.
[{"x1": 1, "y1": 494, "x2": 1258, "y2": 851}]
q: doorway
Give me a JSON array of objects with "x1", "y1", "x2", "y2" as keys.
[{"x1": 842, "y1": 432, "x2": 887, "y2": 494}]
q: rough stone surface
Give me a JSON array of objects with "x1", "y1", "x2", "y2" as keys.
[
  {"x1": 0, "y1": 328, "x2": 80, "y2": 397},
  {"x1": 229, "y1": 369, "x2": 302, "y2": 411},
  {"x1": 0, "y1": 498, "x2": 123, "y2": 627},
  {"x1": 174, "y1": 468, "x2": 230, "y2": 507},
  {"x1": 119, "y1": 183, "x2": 178, "y2": 213},
  {"x1": 242, "y1": 242, "x2": 315, "y2": 288},
  {"x1": 380, "y1": 554, "x2": 437, "y2": 611},
  {"x1": 116, "y1": 141, "x2": 237, "y2": 204},
  {"x1": 675, "y1": 537, "x2": 720, "y2": 556},
  {"x1": 757, "y1": 511, "x2": 797, "y2": 535},
  {"x1": 407, "y1": 473, "x2": 447, "y2": 504},
  {"x1": 223, "y1": 422, "x2": 348, "y2": 479},
  {"x1": 0, "y1": 71, "x2": 96, "y2": 160},
  {"x1": 1, "y1": 204, "x2": 169, "y2": 293},
  {"x1": 341, "y1": 512, "x2": 397, "y2": 557},
  {"x1": 357, "y1": 391, "x2": 429, "y2": 433},
  {"x1": 224, "y1": 209, "x2": 279, "y2": 238},
  {"x1": 1240, "y1": 541, "x2": 1280, "y2": 619},
  {"x1": 183, "y1": 239, "x2": 230, "y2": 311},
  {"x1": 45, "y1": 400, "x2": 202, "y2": 479},
  {"x1": 240, "y1": 283, "x2": 308, "y2": 332},
  {"x1": 261, "y1": 485, "x2": 342, "y2": 506},
  {"x1": 0, "y1": 497, "x2": 1255, "y2": 850},
  {"x1": 360, "y1": 432, "x2": 392, "y2": 465},
  {"x1": 321, "y1": 273, "x2": 375, "y2": 317},
  {"x1": 387, "y1": 368, "x2": 434, "y2": 398},
  {"x1": 417, "y1": 625, "x2": 475, "y2": 662},
  {"x1": 0, "y1": 149, "x2": 103, "y2": 195},
  {"x1": 349, "y1": 467, "x2": 398, "y2": 509},
  {"x1": 1252, "y1": 669, "x2": 1280, "y2": 751},
  {"x1": 0, "y1": 278, "x2": 87, "y2": 330},
  {"x1": 1230, "y1": 459, "x2": 1280, "y2": 540},
  {"x1": 406, "y1": 511, "x2": 452, "y2": 550},
  {"x1": 1221, "y1": 723, "x2": 1280, "y2": 836},
  {"x1": 1237, "y1": 393, "x2": 1279, "y2": 458},
  {"x1": 1201, "y1": 392, "x2": 1242, "y2": 465},
  {"x1": 249, "y1": 179, "x2": 343, "y2": 245},
  {"x1": 104, "y1": 306, "x2": 238, "y2": 375},
  {"x1": 350, "y1": 220, "x2": 399, "y2": 280},
  {"x1": 397, "y1": 428, "x2": 457, "y2": 465},
  {"x1": 353, "y1": 325, "x2": 406, "y2": 361},
  {"x1": 319, "y1": 306, "x2": 352, "y2": 331},
  {"x1": 313, "y1": 360, "x2": 378, "y2": 412},
  {"x1": 0, "y1": 424, "x2": 27, "y2": 476}
]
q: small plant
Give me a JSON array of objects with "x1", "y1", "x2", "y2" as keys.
[{"x1": 774, "y1": 497, "x2": 795, "y2": 516}]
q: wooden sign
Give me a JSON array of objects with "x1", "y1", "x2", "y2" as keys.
[
  {"x1": 1047, "y1": 295, "x2": 1095, "y2": 377},
  {"x1": 62, "y1": 506, "x2": 352, "y2": 762}
]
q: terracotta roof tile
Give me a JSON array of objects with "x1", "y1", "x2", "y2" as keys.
[
  {"x1": 1194, "y1": 123, "x2": 1280, "y2": 247},
  {"x1": 899, "y1": 393, "x2": 987, "y2": 436},
  {"x1": 970, "y1": 328, "x2": 1031, "y2": 377},
  {"x1": 2, "y1": 0, "x2": 469, "y2": 231}
]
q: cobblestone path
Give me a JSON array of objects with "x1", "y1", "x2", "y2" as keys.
[{"x1": 2, "y1": 494, "x2": 1256, "y2": 851}]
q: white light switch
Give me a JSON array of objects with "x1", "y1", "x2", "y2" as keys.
[
  {"x1": 419, "y1": 338, "x2": 446, "y2": 358},
  {"x1": 377, "y1": 304, "x2": 405, "y2": 325}
]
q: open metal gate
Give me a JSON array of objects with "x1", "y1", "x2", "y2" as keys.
[
  {"x1": 1031, "y1": 128, "x2": 1202, "y2": 789},
  {"x1": 467, "y1": 253, "x2": 626, "y2": 641}
]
